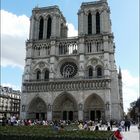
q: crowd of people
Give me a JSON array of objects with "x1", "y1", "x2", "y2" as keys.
[
  {"x1": 1, "y1": 115, "x2": 131, "y2": 131},
  {"x1": 1, "y1": 114, "x2": 134, "y2": 140}
]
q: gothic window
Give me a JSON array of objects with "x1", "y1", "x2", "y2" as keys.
[
  {"x1": 87, "y1": 42, "x2": 92, "y2": 53},
  {"x1": 37, "y1": 48, "x2": 40, "y2": 56},
  {"x1": 96, "y1": 12, "x2": 100, "y2": 34},
  {"x1": 88, "y1": 12, "x2": 92, "y2": 34},
  {"x1": 61, "y1": 23, "x2": 64, "y2": 37},
  {"x1": 96, "y1": 42, "x2": 99, "y2": 52},
  {"x1": 96, "y1": 67, "x2": 102, "y2": 77},
  {"x1": 39, "y1": 17, "x2": 44, "y2": 40},
  {"x1": 47, "y1": 16, "x2": 52, "y2": 39},
  {"x1": 88, "y1": 67, "x2": 93, "y2": 78},
  {"x1": 46, "y1": 46, "x2": 50, "y2": 55},
  {"x1": 60, "y1": 62, "x2": 78, "y2": 78},
  {"x1": 44, "y1": 69, "x2": 49, "y2": 80},
  {"x1": 36, "y1": 70, "x2": 41, "y2": 80},
  {"x1": 59, "y1": 44, "x2": 62, "y2": 55}
]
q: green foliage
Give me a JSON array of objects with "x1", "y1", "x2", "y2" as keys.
[{"x1": 0, "y1": 125, "x2": 114, "y2": 140}]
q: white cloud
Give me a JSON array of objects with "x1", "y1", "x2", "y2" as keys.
[
  {"x1": 122, "y1": 69, "x2": 139, "y2": 113},
  {"x1": 67, "y1": 23, "x2": 78, "y2": 37},
  {"x1": 1, "y1": 10, "x2": 30, "y2": 68}
]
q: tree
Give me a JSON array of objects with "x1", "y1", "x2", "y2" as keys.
[{"x1": 127, "y1": 98, "x2": 140, "y2": 122}]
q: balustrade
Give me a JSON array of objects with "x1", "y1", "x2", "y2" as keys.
[
  {"x1": 57, "y1": 37, "x2": 78, "y2": 55},
  {"x1": 22, "y1": 78, "x2": 110, "y2": 93}
]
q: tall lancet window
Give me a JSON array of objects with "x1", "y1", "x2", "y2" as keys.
[
  {"x1": 96, "y1": 12, "x2": 100, "y2": 34},
  {"x1": 97, "y1": 67, "x2": 102, "y2": 77},
  {"x1": 44, "y1": 69, "x2": 49, "y2": 80},
  {"x1": 39, "y1": 17, "x2": 44, "y2": 40},
  {"x1": 88, "y1": 12, "x2": 92, "y2": 34},
  {"x1": 47, "y1": 16, "x2": 52, "y2": 39},
  {"x1": 88, "y1": 67, "x2": 93, "y2": 78},
  {"x1": 36, "y1": 70, "x2": 41, "y2": 80}
]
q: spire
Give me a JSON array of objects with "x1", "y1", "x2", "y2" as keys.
[{"x1": 118, "y1": 66, "x2": 122, "y2": 79}]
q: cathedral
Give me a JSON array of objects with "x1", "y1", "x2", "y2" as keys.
[{"x1": 20, "y1": 0, "x2": 124, "y2": 121}]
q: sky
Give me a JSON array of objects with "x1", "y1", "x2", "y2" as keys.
[{"x1": 1, "y1": 0, "x2": 139, "y2": 113}]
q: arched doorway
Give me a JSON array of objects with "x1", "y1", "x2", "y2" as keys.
[
  {"x1": 84, "y1": 94, "x2": 105, "y2": 121},
  {"x1": 53, "y1": 93, "x2": 78, "y2": 121},
  {"x1": 27, "y1": 97, "x2": 47, "y2": 120}
]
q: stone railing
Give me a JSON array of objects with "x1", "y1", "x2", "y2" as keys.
[
  {"x1": 26, "y1": 34, "x2": 114, "y2": 57},
  {"x1": 56, "y1": 37, "x2": 78, "y2": 55},
  {"x1": 22, "y1": 78, "x2": 111, "y2": 93}
]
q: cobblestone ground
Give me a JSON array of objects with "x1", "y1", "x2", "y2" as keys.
[{"x1": 113, "y1": 125, "x2": 139, "y2": 140}]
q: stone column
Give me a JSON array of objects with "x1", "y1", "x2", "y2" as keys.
[
  {"x1": 105, "y1": 89, "x2": 111, "y2": 121},
  {"x1": 56, "y1": 15, "x2": 60, "y2": 37},
  {"x1": 78, "y1": 37, "x2": 85, "y2": 78},
  {"x1": 47, "y1": 104, "x2": 52, "y2": 121},
  {"x1": 91, "y1": 11, "x2": 96, "y2": 34},
  {"x1": 51, "y1": 15, "x2": 56, "y2": 38},
  {"x1": 49, "y1": 40, "x2": 56, "y2": 80},
  {"x1": 84, "y1": 13, "x2": 88, "y2": 34},
  {"x1": 43, "y1": 18, "x2": 47, "y2": 39},
  {"x1": 29, "y1": 16, "x2": 35, "y2": 40},
  {"x1": 100, "y1": 9, "x2": 110, "y2": 33},
  {"x1": 103, "y1": 36, "x2": 110, "y2": 78},
  {"x1": 78, "y1": 103, "x2": 83, "y2": 121},
  {"x1": 34, "y1": 20, "x2": 39, "y2": 40},
  {"x1": 78, "y1": 10, "x2": 84, "y2": 35}
]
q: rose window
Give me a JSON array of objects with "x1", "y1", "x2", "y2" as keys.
[{"x1": 60, "y1": 62, "x2": 78, "y2": 78}]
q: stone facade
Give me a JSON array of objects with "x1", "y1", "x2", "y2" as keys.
[{"x1": 20, "y1": 0, "x2": 124, "y2": 121}]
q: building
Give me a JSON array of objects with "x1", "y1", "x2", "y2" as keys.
[
  {"x1": 0, "y1": 86, "x2": 21, "y2": 119},
  {"x1": 20, "y1": 0, "x2": 123, "y2": 121}
]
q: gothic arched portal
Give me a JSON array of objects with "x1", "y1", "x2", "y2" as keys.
[
  {"x1": 84, "y1": 94, "x2": 105, "y2": 121},
  {"x1": 53, "y1": 93, "x2": 78, "y2": 121},
  {"x1": 27, "y1": 97, "x2": 47, "y2": 120}
]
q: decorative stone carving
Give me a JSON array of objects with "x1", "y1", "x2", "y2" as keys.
[
  {"x1": 78, "y1": 103, "x2": 83, "y2": 110},
  {"x1": 92, "y1": 59, "x2": 98, "y2": 65},
  {"x1": 48, "y1": 104, "x2": 52, "y2": 111},
  {"x1": 39, "y1": 62, "x2": 45, "y2": 68}
]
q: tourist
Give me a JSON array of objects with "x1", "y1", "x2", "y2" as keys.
[
  {"x1": 124, "y1": 120, "x2": 128, "y2": 131},
  {"x1": 114, "y1": 127, "x2": 123, "y2": 140},
  {"x1": 127, "y1": 120, "x2": 131, "y2": 131},
  {"x1": 120, "y1": 120, "x2": 125, "y2": 131},
  {"x1": 110, "y1": 120, "x2": 113, "y2": 130}
]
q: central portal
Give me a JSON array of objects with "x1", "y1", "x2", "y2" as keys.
[
  {"x1": 63, "y1": 111, "x2": 73, "y2": 121},
  {"x1": 53, "y1": 93, "x2": 78, "y2": 120},
  {"x1": 90, "y1": 110, "x2": 101, "y2": 121}
]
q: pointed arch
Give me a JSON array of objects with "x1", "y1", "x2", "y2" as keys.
[
  {"x1": 88, "y1": 12, "x2": 92, "y2": 34},
  {"x1": 96, "y1": 12, "x2": 100, "y2": 34},
  {"x1": 47, "y1": 16, "x2": 52, "y2": 39},
  {"x1": 28, "y1": 97, "x2": 47, "y2": 113},
  {"x1": 53, "y1": 92, "x2": 78, "y2": 120},
  {"x1": 39, "y1": 17, "x2": 44, "y2": 40},
  {"x1": 27, "y1": 97, "x2": 47, "y2": 120},
  {"x1": 84, "y1": 94, "x2": 105, "y2": 121}
]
